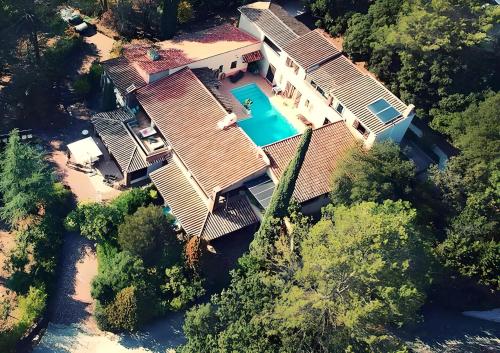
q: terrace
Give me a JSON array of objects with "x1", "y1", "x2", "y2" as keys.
[{"x1": 126, "y1": 111, "x2": 169, "y2": 155}]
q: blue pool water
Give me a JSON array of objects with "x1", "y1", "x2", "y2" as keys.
[{"x1": 231, "y1": 83, "x2": 298, "y2": 146}]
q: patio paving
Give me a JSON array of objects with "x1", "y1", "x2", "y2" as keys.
[{"x1": 50, "y1": 137, "x2": 123, "y2": 203}]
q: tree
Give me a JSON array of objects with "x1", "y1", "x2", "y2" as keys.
[
  {"x1": 91, "y1": 244, "x2": 147, "y2": 304},
  {"x1": 162, "y1": 265, "x2": 204, "y2": 310},
  {"x1": 272, "y1": 201, "x2": 432, "y2": 352},
  {"x1": 253, "y1": 128, "x2": 312, "y2": 254},
  {"x1": 161, "y1": 0, "x2": 180, "y2": 39},
  {"x1": 181, "y1": 201, "x2": 432, "y2": 353},
  {"x1": 102, "y1": 286, "x2": 142, "y2": 332},
  {"x1": 65, "y1": 202, "x2": 122, "y2": 242},
  {"x1": 0, "y1": 130, "x2": 53, "y2": 226},
  {"x1": 331, "y1": 141, "x2": 417, "y2": 205},
  {"x1": 430, "y1": 93, "x2": 500, "y2": 289},
  {"x1": 117, "y1": 205, "x2": 180, "y2": 266}
]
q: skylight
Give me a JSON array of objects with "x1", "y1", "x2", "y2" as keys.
[{"x1": 367, "y1": 98, "x2": 401, "y2": 123}]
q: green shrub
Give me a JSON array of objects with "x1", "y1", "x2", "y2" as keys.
[
  {"x1": 91, "y1": 246, "x2": 146, "y2": 305},
  {"x1": 162, "y1": 265, "x2": 204, "y2": 311},
  {"x1": 18, "y1": 286, "x2": 47, "y2": 326},
  {"x1": 117, "y1": 205, "x2": 180, "y2": 266},
  {"x1": 110, "y1": 188, "x2": 152, "y2": 216},
  {"x1": 88, "y1": 61, "x2": 104, "y2": 91},
  {"x1": 102, "y1": 286, "x2": 141, "y2": 332},
  {"x1": 73, "y1": 75, "x2": 91, "y2": 98},
  {"x1": 65, "y1": 202, "x2": 121, "y2": 242}
]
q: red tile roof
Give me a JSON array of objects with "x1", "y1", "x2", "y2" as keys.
[
  {"x1": 123, "y1": 24, "x2": 260, "y2": 74},
  {"x1": 283, "y1": 30, "x2": 341, "y2": 70},
  {"x1": 136, "y1": 68, "x2": 267, "y2": 195},
  {"x1": 242, "y1": 50, "x2": 263, "y2": 63},
  {"x1": 263, "y1": 122, "x2": 356, "y2": 203}
]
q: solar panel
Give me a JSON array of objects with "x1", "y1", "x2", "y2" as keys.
[{"x1": 367, "y1": 99, "x2": 401, "y2": 123}]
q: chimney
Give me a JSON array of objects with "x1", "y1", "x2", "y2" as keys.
[{"x1": 402, "y1": 104, "x2": 415, "y2": 118}]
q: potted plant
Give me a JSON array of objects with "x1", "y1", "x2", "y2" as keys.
[{"x1": 243, "y1": 98, "x2": 253, "y2": 114}]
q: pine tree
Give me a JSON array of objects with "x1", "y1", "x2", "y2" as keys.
[{"x1": 0, "y1": 129, "x2": 53, "y2": 226}]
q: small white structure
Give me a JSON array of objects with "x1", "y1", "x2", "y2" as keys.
[{"x1": 67, "y1": 137, "x2": 103, "y2": 165}]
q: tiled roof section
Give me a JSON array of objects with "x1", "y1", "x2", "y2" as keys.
[
  {"x1": 308, "y1": 54, "x2": 363, "y2": 93},
  {"x1": 192, "y1": 68, "x2": 233, "y2": 112},
  {"x1": 123, "y1": 24, "x2": 259, "y2": 74},
  {"x1": 239, "y1": 6, "x2": 298, "y2": 47},
  {"x1": 136, "y1": 68, "x2": 266, "y2": 194},
  {"x1": 123, "y1": 44, "x2": 189, "y2": 75},
  {"x1": 150, "y1": 160, "x2": 208, "y2": 236},
  {"x1": 242, "y1": 50, "x2": 263, "y2": 63},
  {"x1": 201, "y1": 194, "x2": 259, "y2": 241},
  {"x1": 263, "y1": 122, "x2": 356, "y2": 203},
  {"x1": 101, "y1": 57, "x2": 146, "y2": 97},
  {"x1": 283, "y1": 30, "x2": 341, "y2": 70},
  {"x1": 331, "y1": 75, "x2": 408, "y2": 134},
  {"x1": 268, "y1": 3, "x2": 310, "y2": 36},
  {"x1": 91, "y1": 109, "x2": 150, "y2": 173}
]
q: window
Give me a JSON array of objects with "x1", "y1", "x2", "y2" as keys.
[
  {"x1": 230, "y1": 61, "x2": 237, "y2": 69},
  {"x1": 304, "y1": 99, "x2": 309, "y2": 108},
  {"x1": 323, "y1": 118, "x2": 330, "y2": 125},
  {"x1": 264, "y1": 36, "x2": 281, "y2": 54},
  {"x1": 336, "y1": 103, "x2": 344, "y2": 115},
  {"x1": 353, "y1": 120, "x2": 369, "y2": 139},
  {"x1": 219, "y1": 65, "x2": 224, "y2": 72},
  {"x1": 316, "y1": 86, "x2": 326, "y2": 98}
]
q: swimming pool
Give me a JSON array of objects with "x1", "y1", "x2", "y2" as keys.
[{"x1": 231, "y1": 83, "x2": 298, "y2": 146}]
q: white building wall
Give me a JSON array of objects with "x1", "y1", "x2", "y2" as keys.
[{"x1": 146, "y1": 42, "x2": 262, "y2": 83}]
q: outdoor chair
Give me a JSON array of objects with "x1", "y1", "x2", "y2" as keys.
[{"x1": 229, "y1": 70, "x2": 244, "y2": 83}]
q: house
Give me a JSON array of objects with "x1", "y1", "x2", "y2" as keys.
[
  {"x1": 238, "y1": 2, "x2": 415, "y2": 146},
  {"x1": 92, "y1": 1, "x2": 416, "y2": 241}
]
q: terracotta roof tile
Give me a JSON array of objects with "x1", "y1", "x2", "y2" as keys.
[
  {"x1": 101, "y1": 57, "x2": 146, "y2": 97},
  {"x1": 201, "y1": 194, "x2": 259, "y2": 241},
  {"x1": 123, "y1": 24, "x2": 259, "y2": 74},
  {"x1": 283, "y1": 30, "x2": 341, "y2": 70},
  {"x1": 149, "y1": 160, "x2": 208, "y2": 236},
  {"x1": 263, "y1": 122, "x2": 356, "y2": 203},
  {"x1": 136, "y1": 68, "x2": 267, "y2": 195},
  {"x1": 307, "y1": 54, "x2": 363, "y2": 92}
]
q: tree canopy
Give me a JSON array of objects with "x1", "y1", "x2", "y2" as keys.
[
  {"x1": 330, "y1": 141, "x2": 417, "y2": 205},
  {"x1": 0, "y1": 130, "x2": 53, "y2": 226},
  {"x1": 181, "y1": 200, "x2": 432, "y2": 352},
  {"x1": 430, "y1": 93, "x2": 500, "y2": 289},
  {"x1": 117, "y1": 205, "x2": 180, "y2": 266}
]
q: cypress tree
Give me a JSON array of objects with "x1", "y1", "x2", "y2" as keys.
[
  {"x1": 101, "y1": 80, "x2": 116, "y2": 111},
  {"x1": 161, "y1": 0, "x2": 180, "y2": 40},
  {"x1": 252, "y1": 128, "x2": 312, "y2": 255}
]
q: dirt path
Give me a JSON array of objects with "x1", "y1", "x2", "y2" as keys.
[{"x1": 49, "y1": 232, "x2": 99, "y2": 332}]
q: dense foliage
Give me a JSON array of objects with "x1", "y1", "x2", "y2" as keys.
[
  {"x1": 430, "y1": 93, "x2": 500, "y2": 289},
  {"x1": 0, "y1": 0, "x2": 83, "y2": 130},
  {"x1": 0, "y1": 131, "x2": 72, "y2": 352},
  {"x1": 118, "y1": 205, "x2": 181, "y2": 266},
  {"x1": 67, "y1": 188, "x2": 204, "y2": 332},
  {"x1": 181, "y1": 201, "x2": 432, "y2": 352},
  {"x1": 341, "y1": 0, "x2": 499, "y2": 119}
]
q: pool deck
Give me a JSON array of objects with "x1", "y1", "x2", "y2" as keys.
[{"x1": 219, "y1": 73, "x2": 308, "y2": 134}]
